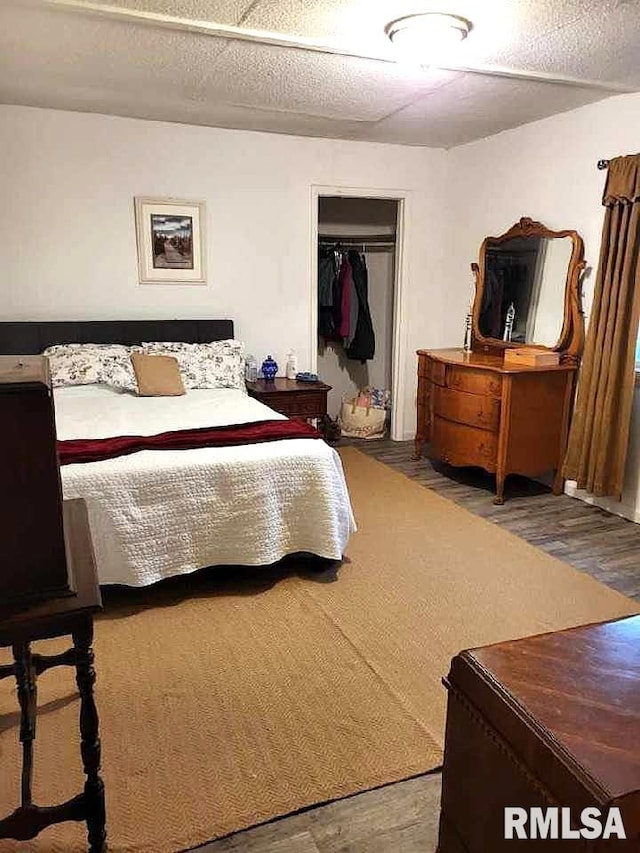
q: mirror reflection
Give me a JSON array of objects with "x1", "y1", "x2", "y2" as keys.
[{"x1": 478, "y1": 235, "x2": 573, "y2": 347}]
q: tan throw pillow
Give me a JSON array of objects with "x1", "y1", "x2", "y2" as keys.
[{"x1": 130, "y1": 353, "x2": 185, "y2": 397}]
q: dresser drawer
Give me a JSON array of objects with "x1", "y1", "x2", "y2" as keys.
[
  {"x1": 419, "y1": 357, "x2": 446, "y2": 385},
  {"x1": 433, "y1": 385, "x2": 500, "y2": 432},
  {"x1": 446, "y1": 366, "x2": 501, "y2": 398},
  {"x1": 418, "y1": 355, "x2": 430, "y2": 380},
  {"x1": 431, "y1": 416, "x2": 498, "y2": 471},
  {"x1": 431, "y1": 360, "x2": 446, "y2": 386}
]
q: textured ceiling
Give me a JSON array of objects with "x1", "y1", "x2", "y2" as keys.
[{"x1": 1, "y1": 0, "x2": 638, "y2": 147}]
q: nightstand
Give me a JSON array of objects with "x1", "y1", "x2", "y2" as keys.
[{"x1": 246, "y1": 378, "x2": 331, "y2": 421}]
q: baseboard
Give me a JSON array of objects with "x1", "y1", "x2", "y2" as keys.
[{"x1": 565, "y1": 482, "x2": 640, "y2": 525}]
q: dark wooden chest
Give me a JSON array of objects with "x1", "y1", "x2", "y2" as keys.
[
  {"x1": 0, "y1": 355, "x2": 71, "y2": 608},
  {"x1": 439, "y1": 616, "x2": 640, "y2": 851}
]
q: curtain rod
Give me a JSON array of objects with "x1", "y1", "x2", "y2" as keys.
[{"x1": 597, "y1": 159, "x2": 610, "y2": 170}]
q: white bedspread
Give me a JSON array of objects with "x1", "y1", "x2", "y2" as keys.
[{"x1": 55, "y1": 385, "x2": 356, "y2": 586}]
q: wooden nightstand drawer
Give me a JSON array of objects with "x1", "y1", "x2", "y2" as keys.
[
  {"x1": 264, "y1": 392, "x2": 327, "y2": 418},
  {"x1": 246, "y1": 378, "x2": 331, "y2": 421}
]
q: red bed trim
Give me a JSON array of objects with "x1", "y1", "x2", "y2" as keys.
[{"x1": 58, "y1": 418, "x2": 321, "y2": 465}]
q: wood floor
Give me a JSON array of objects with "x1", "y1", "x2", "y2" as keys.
[
  {"x1": 360, "y1": 440, "x2": 640, "y2": 602},
  {"x1": 194, "y1": 440, "x2": 640, "y2": 853},
  {"x1": 193, "y1": 773, "x2": 442, "y2": 853}
]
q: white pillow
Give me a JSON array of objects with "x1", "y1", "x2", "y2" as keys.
[
  {"x1": 43, "y1": 343, "x2": 137, "y2": 391},
  {"x1": 141, "y1": 340, "x2": 245, "y2": 390}
]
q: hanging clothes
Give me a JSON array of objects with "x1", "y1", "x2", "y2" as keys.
[
  {"x1": 318, "y1": 244, "x2": 375, "y2": 361},
  {"x1": 481, "y1": 253, "x2": 530, "y2": 339},
  {"x1": 481, "y1": 263, "x2": 504, "y2": 339},
  {"x1": 347, "y1": 257, "x2": 359, "y2": 348},
  {"x1": 338, "y1": 253, "x2": 353, "y2": 340},
  {"x1": 318, "y1": 246, "x2": 339, "y2": 339},
  {"x1": 345, "y1": 250, "x2": 375, "y2": 362}
]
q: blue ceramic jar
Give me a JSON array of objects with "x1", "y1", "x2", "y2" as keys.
[{"x1": 261, "y1": 355, "x2": 278, "y2": 381}]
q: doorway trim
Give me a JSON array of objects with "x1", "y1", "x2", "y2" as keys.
[{"x1": 310, "y1": 185, "x2": 410, "y2": 441}]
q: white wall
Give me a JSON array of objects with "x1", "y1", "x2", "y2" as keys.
[
  {"x1": 6, "y1": 96, "x2": 639, "y2": 469},
  {"x1": 0, "y1": 104, "x2": 452, "y2": 438},
  {"x1": 446, "y1": 92, "x2": 640, "y2": 520}
]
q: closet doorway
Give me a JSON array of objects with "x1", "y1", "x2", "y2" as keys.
[{"x1": 311, "y1": 189, "x2": 406, "y2": 440}]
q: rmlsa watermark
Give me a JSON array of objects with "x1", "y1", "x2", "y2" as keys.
[{"x1": 504, "y1": 807, "x2": 626, "y2": 840}]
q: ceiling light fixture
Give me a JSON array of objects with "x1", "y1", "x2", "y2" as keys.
[{"x1": 385, "y1": 13, "x2": 471, "y2": 66}]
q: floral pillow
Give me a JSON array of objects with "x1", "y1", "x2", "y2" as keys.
[
  {"x1": 141, "y1": 340, "x2": 245, "y2": 390},
  {"x1": 43, "y1": 343, "x2": 137, "y2": 391}
]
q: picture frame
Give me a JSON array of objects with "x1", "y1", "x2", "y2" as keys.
[{"x1": 134, "y1": 197, "x2": 207, "y2": 284}]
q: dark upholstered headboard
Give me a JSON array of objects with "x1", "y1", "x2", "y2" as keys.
[{"x1": 0, "y1": 319, "x2": 234, "y2": 354}]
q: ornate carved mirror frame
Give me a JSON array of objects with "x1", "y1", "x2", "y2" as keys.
[{"x1": 471, "y1": 217, "x2": 586, "y2": 363}]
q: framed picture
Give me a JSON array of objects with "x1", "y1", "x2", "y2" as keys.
[{"x1": 134, "y1": 197, "x2": 206, "y2": 284}]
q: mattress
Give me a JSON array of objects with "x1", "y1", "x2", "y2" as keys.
[{"x1": 54, "y1": 385, "x2": 356, "y2": 586}]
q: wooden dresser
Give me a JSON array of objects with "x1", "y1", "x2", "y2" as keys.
[{"x1": 415, "y1": 348, "x2": 576, "y2": 504}]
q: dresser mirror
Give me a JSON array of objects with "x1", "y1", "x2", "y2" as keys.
[{"x1": 472, "y1": 217, "x2": 586, "y2": 360}]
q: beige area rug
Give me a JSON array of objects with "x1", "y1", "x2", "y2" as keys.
[{"x1": 0, "y1": 448, "x2": 637, "y2": 852}]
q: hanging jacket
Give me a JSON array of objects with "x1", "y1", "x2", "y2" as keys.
[
  {"x1": 338, "y1": 255, "x2": 353, "y2": 340},
  {"x1": 346, "y1": 257, "x2": 360, "y2": 348},
  {"x1": 318, "y1": 246, "x2": 339, "y2": 339},
  {"x1": 345, "y1": 250, "x2": 375, "y2": 362}
]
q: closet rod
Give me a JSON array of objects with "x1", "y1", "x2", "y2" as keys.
[
  {"x1": 319, "y1": 233, "x2": 396, "y2": 244},
  {"x1": 319, "y1": 242, "x2": 395, "y2": 253}
]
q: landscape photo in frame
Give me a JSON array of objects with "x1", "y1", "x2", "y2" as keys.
[{"x1": 135, "y1": 198, "x2": 206, "y2": 283}]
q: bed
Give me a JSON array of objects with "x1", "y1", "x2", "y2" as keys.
[{"x1": 0, "y1": 320, "x2": 356, "y2": 587}]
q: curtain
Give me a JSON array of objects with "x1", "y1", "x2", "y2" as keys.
[{"x1": 563, "y1": 153, "x2": 640, "y2": 498}]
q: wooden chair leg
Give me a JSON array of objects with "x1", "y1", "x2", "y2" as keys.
[
  {"x1": 72, "y1": 619, "x2": 107, "y2": 853},
  {"x1": 12, "y1": 643, "x2": 37, "y2": 808}
]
